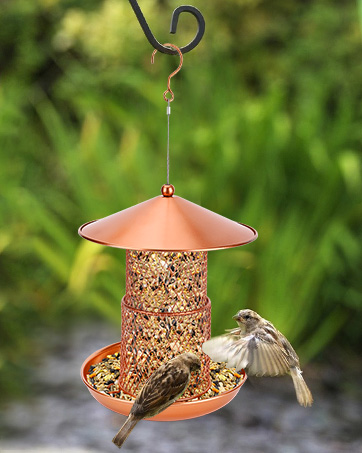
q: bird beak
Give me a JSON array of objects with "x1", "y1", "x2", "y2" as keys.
[{"x1": 232, "y1": 314, "x2": 239, "y2": 321}]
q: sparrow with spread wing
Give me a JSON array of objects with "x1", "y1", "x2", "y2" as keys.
[
  {"x1": 202, "y1": 309, "x2": 313, "y2": 407},
  {"x1": 112, "y1": 352, "x2": 201, "y2": 448}
]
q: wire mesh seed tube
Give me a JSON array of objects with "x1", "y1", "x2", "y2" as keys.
[{"x1": 118, "y1": 250, "x2": 211, "y2": 399}]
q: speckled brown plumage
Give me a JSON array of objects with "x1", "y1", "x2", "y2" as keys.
[
  {"x1": 202, "y1": 309, "x2": 313, "y2": 407},
  {"x1": 112, "y1": 352, "x2": 201, "y2": 448}
]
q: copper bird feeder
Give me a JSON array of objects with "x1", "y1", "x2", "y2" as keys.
[
  {"x1": 79, "y1": 2, "x2": 257, "y2": 422},
  {"x1": 80, "y1": 184, "x2": 256, "y2": 419}
]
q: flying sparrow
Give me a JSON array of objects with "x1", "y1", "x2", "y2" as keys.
[
  {"x1": 202, "y1": 309, "x2": 313, "y2": 407},
  {"x1": 112, "y1": 352, "x2": 201, "y2": 448}
]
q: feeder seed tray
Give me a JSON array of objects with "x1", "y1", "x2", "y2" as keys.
[{"x1": 81, "y1": 341, "x2": 247, "y2": 421}]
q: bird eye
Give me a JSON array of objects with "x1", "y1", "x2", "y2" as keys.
[{"x1": 244, "y1": 315, "x2": 250, "y2": 320}]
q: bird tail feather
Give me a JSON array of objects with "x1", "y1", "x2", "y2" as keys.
[
  {"x1": 112, "y1": 415, "x2": 140, "y2": 449},
  {"x1": 290, "y1": 367, "x2": 313, "y2": 407}
]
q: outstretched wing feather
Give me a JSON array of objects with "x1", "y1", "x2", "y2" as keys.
[{"x1": 203, "y1": 332, "x2": 290, "y2": 376}]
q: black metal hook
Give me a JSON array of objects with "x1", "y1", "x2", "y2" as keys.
[{"x1": 128, "y1": 0, "x2": 205, "y2": 54}]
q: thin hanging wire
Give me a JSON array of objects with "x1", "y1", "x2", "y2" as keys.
[
  {"x1": 151, "y1": 43, "x2": 183, "y2": 185},
  {"x1": 167, "y1": 100, "x2": 171, "y2": 184}
]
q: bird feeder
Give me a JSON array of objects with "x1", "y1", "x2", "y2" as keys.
[
  {"x1": 80, "y1": 184, "x2": 257, "y2": 420},
  {"x1": 79, "y1": 0, "x2": 257, "y2": 422}
]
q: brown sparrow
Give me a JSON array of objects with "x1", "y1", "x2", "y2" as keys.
[
  {"x1": 112, "y1": 352, "x2": 201, "y2": 448},
  {"x1": 202, "y1": 309, "x2": 313, "y2": 407}
]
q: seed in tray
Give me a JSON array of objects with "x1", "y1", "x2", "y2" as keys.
[{"x1": 87, "y1": 353, "x2": 242, "y2": 401}]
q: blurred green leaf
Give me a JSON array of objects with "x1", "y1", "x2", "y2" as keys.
[{"x1": 1, "y1": 0, "x2": 362, "y2": 400}]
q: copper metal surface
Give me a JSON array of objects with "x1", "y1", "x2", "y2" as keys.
[
  {"x1": 161, "y1": 183, "x2": 175, "y2": 197},
  {"x1": 119, "y1": 250, "x2": 211, "y2": 400},
  {"x1": 80, "y1": 341, "x2": 247, "y2": 421},
  {"x1": 79, "y1": 192, "x2": 257, "y2": 251},
  {"x1": 151, "y1": 44, "x2": 183, "y2": 102}
]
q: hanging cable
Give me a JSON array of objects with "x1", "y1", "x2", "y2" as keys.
[
  {"x1": 166, "y1": 100, "x2": 171, "y2": 184},
  {"x1": 151, "y1": 44, "x2": 183, "y2": 185}
]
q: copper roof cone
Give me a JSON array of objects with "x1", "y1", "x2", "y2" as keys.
[{"x1": 79, "y1": 185, "x2": 257, "y2": 251}]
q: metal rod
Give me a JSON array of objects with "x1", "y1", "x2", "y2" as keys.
[{"x1": 128, "y1": 0, "x2": 205, "y2": 54}]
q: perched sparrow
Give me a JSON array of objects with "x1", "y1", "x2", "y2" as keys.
[
  {"x1": 112, "y1": 352, "x2": 201, "y2": 448},
  {"x1": 202, "y1": 309, "x2": 313, "y2": 407}
]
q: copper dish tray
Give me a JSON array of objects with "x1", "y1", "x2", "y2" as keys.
[{"x1": 81, "y1": 341, "x2": 247, "y2": 421}]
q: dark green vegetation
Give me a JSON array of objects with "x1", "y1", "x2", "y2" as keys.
[{"x1": 1, "y1": 0, "x2": 361, "y2": 398}]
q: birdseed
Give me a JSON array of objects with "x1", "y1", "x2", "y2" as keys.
[
  {"x1": 87, "y1": 353, "x2": 243, "y2": 401},
  {"x1": 126, "y1": 250, "x2": 208, "y2": 312},
  {"x1": 120, "y1": 250, "x2": 211, "y2": 399}
]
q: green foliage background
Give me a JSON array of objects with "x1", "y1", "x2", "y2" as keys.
[{"x1": 1, "y1": 0, "x2": 361, "y2": 398}]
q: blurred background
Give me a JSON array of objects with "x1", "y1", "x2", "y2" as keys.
[{"x1": 1, "y1": 0, "x2": 362, "y2": 451}]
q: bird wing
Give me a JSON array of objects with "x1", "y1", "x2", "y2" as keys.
[
  {"x1": 131, "y1": 362, "x2": 190, "y2": 418},
  {"x1": 244, "y1": 332, "x2": 290, "y2": 376},
  {"x1": 202, "y1": 334, "x2": 248, "y2": 368},
  {"x1": 202, "y1": 330, "x2": 290, "y2": 377}
]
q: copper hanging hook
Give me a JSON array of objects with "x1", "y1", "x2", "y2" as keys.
[{"x1": 151, "y1": 43, "x2": 183, "y2": 102}]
